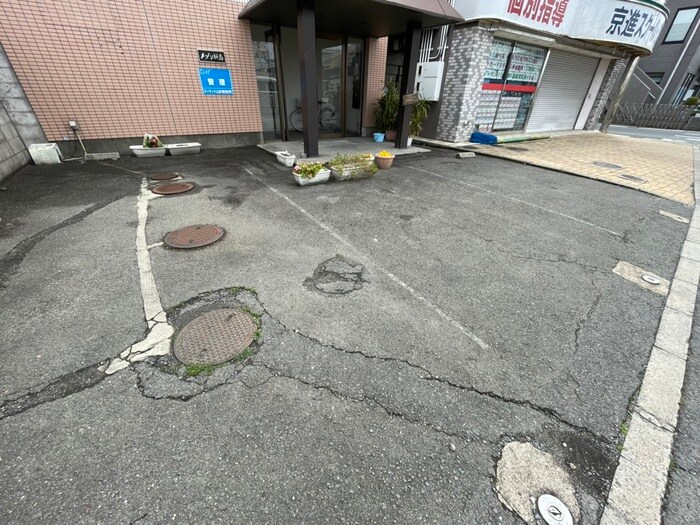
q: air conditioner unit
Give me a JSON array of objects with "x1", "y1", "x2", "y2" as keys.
[{"x1": 415, "y1": 61, "x2": 445, "y2": 102}]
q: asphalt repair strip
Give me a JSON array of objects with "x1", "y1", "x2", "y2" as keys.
[{"x1": 600, "y1": 147, "x2": 700, "y2": 525}]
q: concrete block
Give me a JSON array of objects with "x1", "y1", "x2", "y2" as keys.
[
  {"x1": 0, "y1": 82, "x2": 22, "y2": 98},
  {"x1": 654, "y1": 307, "x2": 692, "y2": 359},
  {"x1": 0, "y1": 150, "x2": 29, "y2": 180},
  {"x1": 15, "y1": 124, "x2": 46, "y2": 145},
  {"x1": 8, "y1": 136, "x2": 25, "y2": 154},
  {"x1": 666, "y1": 278, "x2": 697, "y2": 315},
  {"x1": 680, "y1": 240, "x2": 700, "y2": 263},
  {"x1": 674, "y1": 256, "x2": 700, "y2": 285},
  {"x1": 7, "y1": 111, "x2": 38, "y2": 126},
  {"x1": 0, "y1": 122, "x2": 17, "y2": 141},
  {"x1": 1, "y1": 97, "x2": 32, "y2": 113},
  {"x1": 0, "y1": 51, "x2": 10, "y2": 68},
  {"x1": 636, "y1": 346, "x2": 686, "y2": 429},
  {"x1": 0, "y1": 67, "x2": 15, "y2": 83},
  {"x1": 0, "y1": 140, "x2": 13, "y2": 160},
  {"x1": 456, "y1": 151, "x2": 476, "y2": 158}
]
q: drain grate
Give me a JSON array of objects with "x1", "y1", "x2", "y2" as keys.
[
  {"x1": 594, "y1": 161, "x2": 623, "y2": 170},
  {"x1": 617, "y1": 173, "x2": 647, "y2": 184},
  {"x1": 150, "y1": 172, "x2": 180, "y2": 181},
  {"x1": 151, "y1": 182, "x2": 195, "y2": 195},
  {"x1": 164, "y1": 224, "x2": 224, "y2": 249},
  {"x1": 174, "y1": 309, "x2": 257, "y2": 365}
]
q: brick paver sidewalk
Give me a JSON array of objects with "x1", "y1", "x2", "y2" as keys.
[{"x1": 476, "y1": 133, "x2": 694, "y2": 206}]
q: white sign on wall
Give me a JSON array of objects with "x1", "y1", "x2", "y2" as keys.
[{"x1": 453, "y1": 0, "x2": 667, "y2": 53}]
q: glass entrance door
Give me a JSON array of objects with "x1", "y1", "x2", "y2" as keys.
[{"x1": 317, "y1": 36, "x2": 343, "y2": 137}]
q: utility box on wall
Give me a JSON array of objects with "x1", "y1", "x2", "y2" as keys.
[{"x1": 415, "y1": 61, "x2": 444, "y2": 101}]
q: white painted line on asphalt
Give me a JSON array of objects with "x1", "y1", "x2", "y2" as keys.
[
  {"x1": 600, "y1": 146, "x2": 700, "y2": 525},
  {"x1": 407, "y1": 166, "x2": 624, "y2": 238},
  {"x1": 105, "y1": 179, "x2": 173, "y2": 374},
  {"x1": 243, "y1": 167, "x2": 489, "y2": 351}
]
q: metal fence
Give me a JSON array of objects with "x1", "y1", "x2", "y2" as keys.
[{"x1": 612, "y1": 103, "x2": 696, "y2": 129}]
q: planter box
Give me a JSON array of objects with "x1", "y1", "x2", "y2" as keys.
[
  {"x1": 166, "y1": 142, "x2": 201, "y2": 156},
  {"x1": 294, "y1": 168, "x2": 330, "y2": 186},
  {"x1": 276, "y1": 151, "x2": 296, "y2": 167},
  {"x1": 331, "y1": 161, "x2": 375, "y2": 181},
  {"x1": 130, "y1": 146, "x2": 166, "y2": 157},
  {"x1": 28, "y1": 143, "x2": 63, "y2": 165}
]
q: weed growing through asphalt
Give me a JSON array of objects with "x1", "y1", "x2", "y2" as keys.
[
  {"x1": 620, "y1": 421, "x2": 629, "y2": 437},
  {"x1": 185, "y1": 364, "x2": 217, "y2": 377}
]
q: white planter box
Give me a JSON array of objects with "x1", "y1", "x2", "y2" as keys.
[
  {"x1": 130, "y1": 146, "x2": 166, "y2": 157},
  {"x1": 28, "y1": 143, "x2": 63, "y2": 165},
  {"x1": 294, "y1": 168, "x2": 330, "y2": 186},
  {"x1": 330, "y1": 160, "x2": 375, "y2": 181},
  {"x1": 276, "y1": 151, "x2": 296, "y2": 167},
  {"x1": 166, "y1": 142, "x2": 201, "y2": 156}
]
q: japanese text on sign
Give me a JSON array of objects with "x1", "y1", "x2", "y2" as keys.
[
  {"x1": 507, "y1": 0, "x2": 570, "y2": 27},
  {"x1": 606, "y1": 7, "x2": 659, "y2": 39},
  {"x1": 198, "y1": 49, "x2": 226, "y2": 63},
  {"x1": 199, "y1": 68, "x2": 233, "y2": 96}
]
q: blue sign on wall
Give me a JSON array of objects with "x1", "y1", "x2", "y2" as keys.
[{"x1": 199, "y1": 68, "x2": 233, "y2": 96}]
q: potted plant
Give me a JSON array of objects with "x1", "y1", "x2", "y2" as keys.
[
  {"x1": 293, "y1": 161, "x2": 330, "y2": 186},
  {"x1": 130, "y1": 133, "x2": 166, "y2": 157},
  {"x1": 375, "y1": 150, "x2": 395, "y2": 170},
  {"x1": 374, "y1": 81, "x2": 400, "y2": 142},
  {"x1": 408, "y1": 97, "x2": 431, "y2": 146},
  {"x1": 329, "y1": 153, "x2": 377, "y2": 181}
]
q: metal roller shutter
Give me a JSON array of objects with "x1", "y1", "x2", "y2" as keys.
[{"x1": 526, "y1": 50, "x2": 600, "y2": 133}]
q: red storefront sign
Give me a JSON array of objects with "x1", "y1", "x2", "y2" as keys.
[{"x1": 506, "y1": 0, "x2": 571, "y2": 28}]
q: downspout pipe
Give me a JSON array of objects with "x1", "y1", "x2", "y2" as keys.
[{"x1": 600, "y1": 56, "x2": 640, "y2": 133}]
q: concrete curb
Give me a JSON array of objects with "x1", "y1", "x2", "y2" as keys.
[{"x1": 600, "y1": 146, "x2": 700, "y2": 525}]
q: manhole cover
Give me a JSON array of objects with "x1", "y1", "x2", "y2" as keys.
[
  {"x1": 537, "y1": 494, "x2": 574, "y2": 525},
  {"x1": 164, "y1": 224, "x2": 224, "y2": 249},
  {"x1": 152, "y1": 182, "x2": 194, "y2": 195},
  {"x1": 617, "y1": 174, "x2": 647, "y2": 184},
  {"x1": 150, "y1": 172, "x2": 180, "y2": 181},
  {"x1": 174, "y1": 309, "x2": 257, "y2": 365},
  {"x1": 594, "y1": 161, "x2": 623, "y2": 170}
]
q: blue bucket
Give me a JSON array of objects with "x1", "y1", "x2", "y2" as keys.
[{"x1": 373, "y1": 132, "x2": 385, "y2": 143}]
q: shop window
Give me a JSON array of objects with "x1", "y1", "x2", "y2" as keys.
[
  {"x1": 475, "y1": 39, "x2": 547, "y2": 133},
  {"x1": 663, "y1": 8, "x2": 699, "y2": 44}
]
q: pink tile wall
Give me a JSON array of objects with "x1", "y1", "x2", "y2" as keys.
[
  {"x1": 0, "y1": 0, "x2": 261, "y2": 141},
  {"x1": 363, "y1": 37, "x2": 388, "y2": 128}
]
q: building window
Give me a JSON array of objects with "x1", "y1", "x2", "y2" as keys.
[
  {"x1": 646, "y1": 72, "x2": 664, "y2": 85},
  {"x1": 672, "y1": 73, "x2": 696, "y2": 105},
  {"x1": 663, "y1": 7, "x2": 699, "y2": 44},
  {"x1": 475, "y1": 39, "x2": 547, "y2": 133}
]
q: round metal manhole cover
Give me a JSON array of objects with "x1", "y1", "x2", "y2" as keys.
[
  {"x1": 164, "y1": 224, "x2": 224, "y2": 249},
  {"x1": 174, "y1": 309, "x2": 257, "y2": 365},
  {"x1": 151, "y1": 182, "x2": 195, "y2": 195},
  {"x1": 594, "y1": 161, "x2": 623, "y2": 170},
  {"x1": 537, "y1": 494, "x2": 574, "y2": 525},
  {"x1": 150, "y1": 172, "x2": 180, "y2": 181}
]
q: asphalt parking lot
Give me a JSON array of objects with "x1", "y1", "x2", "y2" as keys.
[{"x1": 0, "y1": 146, "x2": 694, "y2": 524}]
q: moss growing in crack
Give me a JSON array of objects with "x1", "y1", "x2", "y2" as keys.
[
  {"x1": 233, "y1": 347, "x2": 254, "y2": 364},
  {"x1": 620, "y1": 421, "x2": 629, "y2": 437},
  {"x1": 185, "y1": 364, "x2": 217, "y2": 377},
  {"x1": 240, "y1": 307, "x2": 263, "y2": 342}
]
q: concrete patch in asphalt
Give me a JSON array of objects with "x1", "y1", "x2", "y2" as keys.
[
  {"x1": 304, "y1": 254, "x2": 366, "y2": 295},
  {"x1": 612, "y1": 261, "x2": 670, "y2": 296},
  {"x1": 496, "y1": 441, "x2": 580, "y2": 525},
  {"x1": 659, "y1": 210, "x2": 690, "y2": 224}
]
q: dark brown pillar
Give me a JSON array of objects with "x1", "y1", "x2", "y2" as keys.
[
  {"x1": 396, "y1": 22, "x2": 421, "y2": 149},
  {"x1": 297, "y1": 0, "x2": 319, "y2": 158}
]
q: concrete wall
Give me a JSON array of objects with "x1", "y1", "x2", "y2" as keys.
[
  {"x1": 585, "y1": 59, "x2": 627, "y2": 129},
  {"x1": 436, "y1": 24, "x2": 494, "y2": 143},
  {"x1": 0, "y1": 42, "x2": 46, "y2": 180},
  {"x1": 0, "y1": 0, "x2": 261, "y2": 144}
]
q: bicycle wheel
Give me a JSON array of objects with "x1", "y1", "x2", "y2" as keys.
[
  {"x1": 290, "y1": 109, "x2": 304, "y2": 132},
  {"x1": 319, "y1": 108, "x2": 335, "y2": 130}
]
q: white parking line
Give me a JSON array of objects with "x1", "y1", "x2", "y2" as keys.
[
  {"x1": 407, "y1": 166, "x2": 623, "y2": 238},
  {"x1": 243, "y1": 166, "x2": 490, "y2": 351}
]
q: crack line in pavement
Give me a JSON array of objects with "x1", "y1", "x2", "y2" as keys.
[
  {"x1": 242, "y1": 166, "x2": 489, "y2": 351},
  {"x1": 0, "y1": 194, "x2": 131, "y2": 289},
  {"x1": 407, "y1": 166, "x2": 624, "y2": 238},
  {"x1": 257, "y1": 305, "x2": 611, "y2": 446}
]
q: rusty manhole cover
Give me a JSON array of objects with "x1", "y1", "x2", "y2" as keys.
[
  {"x1": 152, "y1": 182, "x2": 194, "y2": 195},
  {"x1": 150, "y1": 172, "x2": 180, "y2": 181},
  {"x1": 164, "y1": 224, "x2": 224, "y2": 249},
  {"x1": 174, "y1": 309, "x2": 257, "y2": 365}
]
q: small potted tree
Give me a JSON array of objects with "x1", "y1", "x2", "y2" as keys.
[
  {"x1": 374, "y1": 81, "x2": 400, "y2": 142},
  {"x1": 293, "y1": 161, "x2": 330, "y2": 186},
  {"x1": 408, "y1": 97, "x2": 431, "y2": 146}
]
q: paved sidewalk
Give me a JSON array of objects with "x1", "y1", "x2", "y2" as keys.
[{"x1": 473, "y1": 133, "x2": 695, "y2": 206}]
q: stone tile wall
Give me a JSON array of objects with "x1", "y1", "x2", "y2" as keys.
[{"x1": 436, "y1": 24, "x2": 493, "y2": 143}]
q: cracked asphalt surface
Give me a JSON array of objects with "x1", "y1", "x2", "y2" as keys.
[{"x1": 0, "y1": 146, "x2": 693, "y2": 524}]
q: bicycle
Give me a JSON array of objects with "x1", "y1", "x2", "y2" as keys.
[{"x1": 290, "y1": 101, "x2": 335, "y2": 132}]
